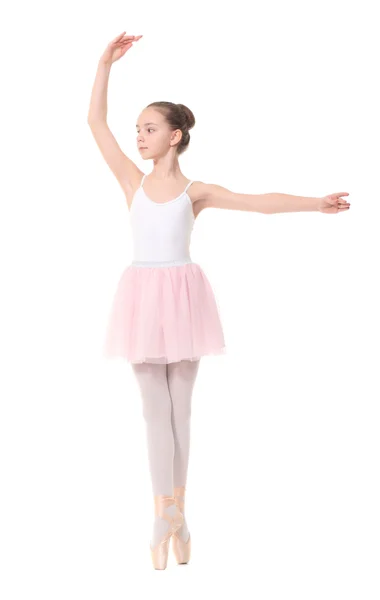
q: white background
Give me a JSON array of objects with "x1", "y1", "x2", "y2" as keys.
[{"x1": 1, "y1": 0, "x2": 379, "y2": 598}]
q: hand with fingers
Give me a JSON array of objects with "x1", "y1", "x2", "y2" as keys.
[
  {"x1": 100, "y1": 31, "x2": 143, "y2": 65},
  {"x1": 317, "y1": 192, "x2": 351, "y2": 214}
]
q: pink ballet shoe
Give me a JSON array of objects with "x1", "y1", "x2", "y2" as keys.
[
  {"x1": 172, "y1": 486, "x2": 191, "y2": 565},
  {"x1": 150, "y1": 494, "x2": 184, "y2": 570}
]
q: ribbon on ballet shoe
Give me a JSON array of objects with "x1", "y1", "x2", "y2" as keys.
[
  {"x1": 173, "y1": 486, "x2": 186, "y2": 513},
  {"x1": 154, "y1": 494, "x2": 176, "y2": 514},
  {"x1": 153, "y1": 494, "x2": 184, "y2": 536}
]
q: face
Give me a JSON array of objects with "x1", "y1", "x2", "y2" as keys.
[{"x1": 136, "y1": 108, "x2": 182, "y2": 159}]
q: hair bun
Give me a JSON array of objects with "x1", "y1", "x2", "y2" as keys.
[{"x1": 177, "y1": 103, "x2": 195, "y2": 130}]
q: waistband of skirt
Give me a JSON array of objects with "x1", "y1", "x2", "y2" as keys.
[{"x1": 130, "y1": 258, "x2": 194, "y2": 268}]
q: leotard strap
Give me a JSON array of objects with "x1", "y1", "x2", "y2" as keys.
[{"x1": 184, "y1": 181, "x2": 194, "y2": 193}]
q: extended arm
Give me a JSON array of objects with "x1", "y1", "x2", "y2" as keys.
[{"x1": 199, "y1": 184, "x2": 350, "y2": 215}]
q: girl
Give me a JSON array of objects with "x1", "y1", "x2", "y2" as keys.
[{"x1": 87, "y1": 32, "x2": 350, "y2": 570}]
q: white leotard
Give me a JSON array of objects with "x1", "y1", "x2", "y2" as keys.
[{"x1": 129, "y1": 175, "x2": 195, "y2": 266}]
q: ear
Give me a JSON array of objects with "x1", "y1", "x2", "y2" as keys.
[{"x1": 170, "y1": 129, "x2": 182, "y2": 146}]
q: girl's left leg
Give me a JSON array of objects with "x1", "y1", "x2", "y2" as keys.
[{"x1": 167, "y1": 358, "x2": 201, "y2": 541}]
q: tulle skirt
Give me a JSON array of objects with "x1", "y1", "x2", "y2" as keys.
[{"x1": 102, "y1": 261, "x2": 226, "y2": 364}]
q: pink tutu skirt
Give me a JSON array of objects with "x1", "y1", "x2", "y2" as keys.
[{"x1": 102, "y1": 261, "x2": 226, "y2": 364}]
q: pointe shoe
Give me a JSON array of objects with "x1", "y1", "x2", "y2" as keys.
[
  {"x1": 172, "y1": 485, "x2": 191, "y2": 565},
  {"x1": 150, "y1": 494, "x2": 184, "y2": 570}
]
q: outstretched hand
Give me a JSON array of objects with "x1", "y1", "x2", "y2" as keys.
[
  {"x1": 100, "y1": 31, "x2": 143, "y2": 65},
  {"x1": 318, "y1": 192, "x2": 350, "y2": 214}
]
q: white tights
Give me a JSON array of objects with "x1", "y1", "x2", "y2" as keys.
[{"x1": 131, "y1": 359, "x2": 201, "y2": 546}]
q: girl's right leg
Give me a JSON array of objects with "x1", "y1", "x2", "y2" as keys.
[{"x1": 131, "y1": 361, "x2": 178, "y2": 549}]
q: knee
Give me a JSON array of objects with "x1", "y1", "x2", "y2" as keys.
[
  {"x1": 142, "y1": 400, "x2": 172, "y2": 425},
  {"x1": 172, "y1": 399, "x2": 192, "y2": 423}
]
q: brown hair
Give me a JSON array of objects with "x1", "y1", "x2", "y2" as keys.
[{"x1": 146, "y1": 101, "x2": 195, "y2": 155}]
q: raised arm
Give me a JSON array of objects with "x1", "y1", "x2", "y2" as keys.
[{"x1": 87, "y1": 32, "x2": 143, "y2": 200}]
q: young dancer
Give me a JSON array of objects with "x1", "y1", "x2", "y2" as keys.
[{"x1": 87, "y1": 32, "x2": 350, "y2": 570}]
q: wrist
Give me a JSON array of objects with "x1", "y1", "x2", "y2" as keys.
[
  {"x1": 315, "y1": 197, "x2": 323, "y2": 211},
  {"x1": 99, "y1": 57, "x2": 112, "y2": 68}
]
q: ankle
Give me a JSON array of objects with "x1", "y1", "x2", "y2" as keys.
[
  {"x1": 174, "y1": 485, "x2": 186, "y2": 496},
  {"x1": 173, "y1": 486, "x2": 190, "y2": 542},
  {"x1": 173, "y1": 485, "x2": 186, "y2": 507}
]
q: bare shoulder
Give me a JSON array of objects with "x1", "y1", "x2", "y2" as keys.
[
  {"x1": 188, "y1": 181, "x2": 213, "y2": 215},
  {"x1": 187, "y1": 181, "x2": 208, "y2": 202}
]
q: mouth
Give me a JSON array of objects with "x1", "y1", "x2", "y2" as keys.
[{"x1": 139, "y1": 147, "x2": 148, "y2": 150}]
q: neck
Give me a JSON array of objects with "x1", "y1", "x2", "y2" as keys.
[{"x1": 151, "y1": 155, "x2": 182, "y2": 180}]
